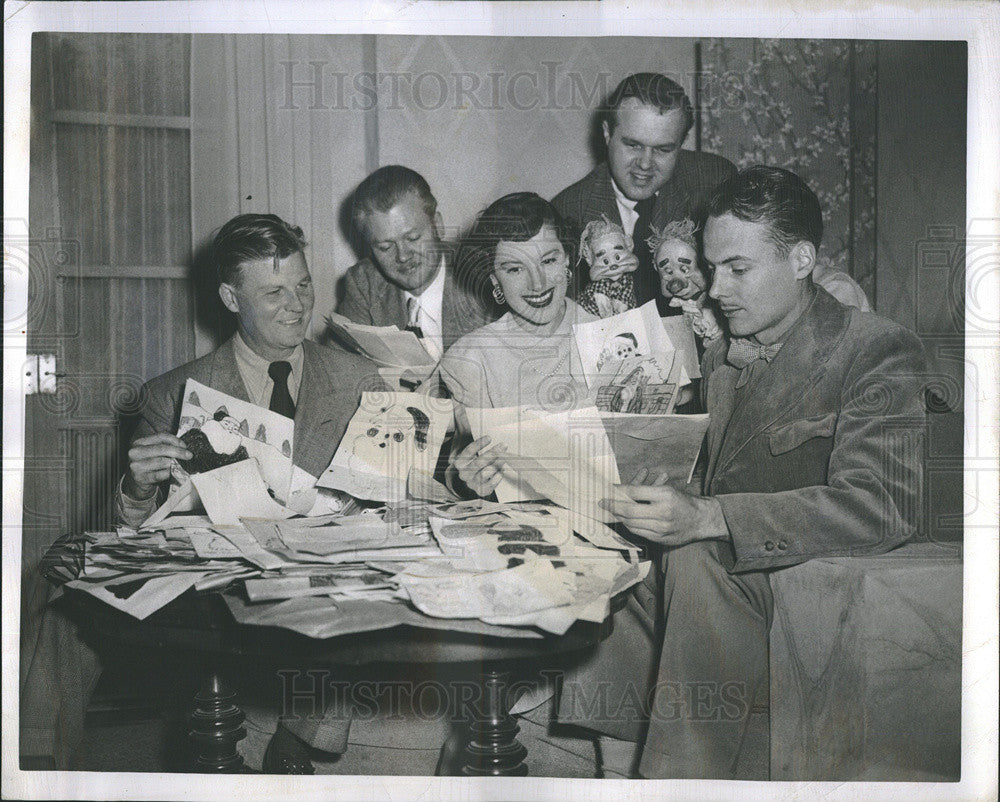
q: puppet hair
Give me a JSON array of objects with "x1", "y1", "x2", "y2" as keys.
[
  {"x1": 646, "y1": 217, "x2": 698, "y2": 255},
  {"x1": 578, "y1": 214, "x2": 632, "y2": 266}
]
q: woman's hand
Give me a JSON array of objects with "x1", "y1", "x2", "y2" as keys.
[{"x1": 454, "y1": 435, "x2": 509, "y2": 498}]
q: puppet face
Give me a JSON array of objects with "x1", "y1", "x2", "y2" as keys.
[
  {"x1": 655, "y1": 238, "x2": 704, "y2": 300},
  {"x1": 586, "y1": 230, "x2": 639, "y2": 281},
  {"x1": 219, "y1": 415, "x2": 240, "y2": 434}
]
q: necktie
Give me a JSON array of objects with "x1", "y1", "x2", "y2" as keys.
[
  {"x1": 726, "y1": 338, "x2": 784, "y2": 388},
  {"x1": 267, "y1": 360, "x2": 296, "y2": 419},
  {"x1": 631, "y1": 194, "x2": 658, "y2": 307}
]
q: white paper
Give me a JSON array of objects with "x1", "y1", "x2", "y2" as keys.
[
  {"x1": 573, "y1": 300, "x2": 677, "y2": 388},
  {"x1": 177, "y1": 379, "x2": 295, "y2": 501},
  {"x1": 467, "y1": 405, "x2": 620, "y2": 524},
  {"x1": 190, "y1": 460, "x2": 297, "y2": 526},
  {"x1": 317, "y1": 392, "x2": 454, "y2": 502},
  {"x1": 327, "y1": 311, "x2": 436, "y2": 368}
]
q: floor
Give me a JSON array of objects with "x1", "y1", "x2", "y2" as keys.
[{"x1": 78, "y1": 661, "x2": 769, "y2": 778}]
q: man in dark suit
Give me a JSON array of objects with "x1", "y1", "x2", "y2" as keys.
[
  {"x1": 115, "y1": 213, "x2": 382, "y2": 772},
  {"x1": 553, "y1": 72, "x2": 736, "y2": 311},
  {"x1": 604, "y1": 166, "x2": 927, "y2": 778},
  {"x1": 337, "y1": 165, "x2": 493, "y2": 360}
]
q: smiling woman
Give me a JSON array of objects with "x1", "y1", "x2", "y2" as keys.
[{"x1": 436, "y1": 192, "x2": 598, "y2": 413}]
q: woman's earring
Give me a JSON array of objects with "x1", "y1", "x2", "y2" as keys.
[
  {"x1": 565, "y1": 266, "x2": 574, "y2": 282},
  {"x1": 492, "y1": 284, "x2": 506, "y2": 305}
]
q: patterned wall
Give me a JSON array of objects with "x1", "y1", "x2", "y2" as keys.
[{"x1": 699, "y1": 39, "x2": 879, "y2": 303}]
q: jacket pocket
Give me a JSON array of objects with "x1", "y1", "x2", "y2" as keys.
[{"x1": 767, "y1": 412, "x2": 838, "y2": 455}]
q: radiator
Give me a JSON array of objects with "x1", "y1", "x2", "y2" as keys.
[{"x1": 61, "y1": 424, "x2": 120, "y2": 533}]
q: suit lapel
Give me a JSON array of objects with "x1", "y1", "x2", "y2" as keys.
[
  {"x1": 711, "y1": 289, "x2": 850, "y2": 478},
  {"x1": 654, "y1": 151, "x2": 696, "y2": 226},
  {"x1": 208, "y1": 339, "x2": 252, "y2": 403},
  {"x1": 293, "y1": 341, "x2": 339, "y2": 475},
  {"x1": 588, "y1": 163, "x2": 624, "y2": 227}
]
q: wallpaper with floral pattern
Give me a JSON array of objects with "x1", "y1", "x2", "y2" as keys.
[{"x1": 699, "y1": 39, "x2": 878, "y2": 301}]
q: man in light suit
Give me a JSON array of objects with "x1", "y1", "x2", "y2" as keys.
[
  {"x1": 115, "y1": 213, "x2": 382, "y2": 772},
  {"x1": 553, "y1": 73, "x2": 736, "y2": 311},
  {"x1": 604, "y1": 166, "x2": 927, "y2": 778},
  {"x1": 337, "y1": 165, "x2": 493, "y2": 360}
]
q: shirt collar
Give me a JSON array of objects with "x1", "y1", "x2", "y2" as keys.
[
  {"x1": 232, "y1": 332, "x2": 304, "y2": 404},
  {"x1": 403, "y1": 254, "x2": 446, "y2": 323},
  {"x1": 610, "y1": 176, "x2": 638, "y2": 212}
]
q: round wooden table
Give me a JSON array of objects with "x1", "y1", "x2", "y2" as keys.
[{"x1": 63, "y1": 588, "x2": 607, "y2": 776}]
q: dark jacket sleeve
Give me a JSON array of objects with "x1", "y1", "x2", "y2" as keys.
[{"x1": 717, "y1": 325, "x2": 927, "y2": 572}]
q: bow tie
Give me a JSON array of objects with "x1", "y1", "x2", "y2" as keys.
[{"x1": 727, "y1": 338, "x2": 783, "y2": 388}]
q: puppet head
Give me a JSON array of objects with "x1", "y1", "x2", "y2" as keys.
[
  {"x1": 579, "y1": 215, "x2": 639, "y2": 282},
  {"x1": 648, "y1": 218, "x2": 705, "y2": 300}
]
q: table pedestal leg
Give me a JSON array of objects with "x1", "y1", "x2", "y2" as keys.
[
  {"x1": 462, "y1": 667, "x2": 529, "y2": 776},
  {"x1": 188, "y1": 670, "x2": 248, "y2": 773}
]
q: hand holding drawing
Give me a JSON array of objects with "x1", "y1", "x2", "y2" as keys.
[
  {"x1": 600, "y1": 482, "x2": 729, "y2": 548},
  {"x1": 455, "y1": 435, "x2": 509, "y2": 497},
  {"x1": 125, "y1": 433, "x2": 192, "y2": 499}
]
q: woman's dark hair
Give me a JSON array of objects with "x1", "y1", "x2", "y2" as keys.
[{"x1": 457, "y1": 192, "x2": 576, "y2": 301}]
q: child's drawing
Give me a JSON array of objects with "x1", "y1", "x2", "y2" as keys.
[
  {"x1": 317, "y1": 392, "x2": 453, "y2": 502},
  {"x1": 176, "y1": 379, "x2": 295, "y2": 500}
]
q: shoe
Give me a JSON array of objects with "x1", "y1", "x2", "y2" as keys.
[{"x1": 262, "y1": 724, "x2": 315, "y2": 774}]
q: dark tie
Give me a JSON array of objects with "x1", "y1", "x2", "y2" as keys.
[
  {"x1": 631, "y1": 195, "x2": 659, "y2": 307},
  {"x1": 726, "y1": 338, "x2": 784, "y2": 388},
  {"x1": 267, "y1": 361, "x2": 296, "y2": 419}
]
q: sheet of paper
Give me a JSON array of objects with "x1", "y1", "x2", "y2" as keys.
[
  {"x1": 190, "y1": 460, "x2": 297, "y2": 526},
  {"x1": 661, "y1": 314, "x2": 702, "y2": 379},
  {"x1": 407, "y1": 467, "x2": 459, "y2": 503},
  {"x1": 187, "y1": 528, "x2": 245, "y2": 559},
  {"x1": 593, "y1": 352, "x2": 683, "y2": 415},
  {"x1": 317, "y1": 392, "x2": 454, "y2": 502},
  {"x1": 177, "y1": 379, "x2": 295, "y2": 501},
  {"x1": 467, "y1": 405, "x2": 619, "y2": 524},
  {"x1": 213, "y1": 522, "x2": 289, "y2": 570},
  {"x1": 429, "y1": 513, "x2": 578, "y2": 571},
  {"x1": 67, "y1": 571, "x2": 207, "y2": 619},
  {"x1": 222, "y1": 593, "x2": 543, "y2": 640},
  {"x1": 245, "y1": 569, "x2": 392, "y2": 602},
  {"x1": 141, "y1": 479, "x2": 198, "y2": 529},
  {"x1": 600, "y1": 412, "x2": 711, "y2": 489},
  {"x1": 398, "y1": 560, "x2": 576, "y2": 620},
  {"x1": 327, "y1": 311, "x2": 435, "y2": 368},
  {"x1": 573, "y1": 300, "x2": 677, "y2": 388}
]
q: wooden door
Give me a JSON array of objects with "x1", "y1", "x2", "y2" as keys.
[{"x1": 23, "y1": 33, "x2": 196, "y2": 610}]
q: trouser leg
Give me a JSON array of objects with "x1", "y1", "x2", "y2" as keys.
[{"x1": 639, "y1": 540, "x2": 772, "y2": 779}]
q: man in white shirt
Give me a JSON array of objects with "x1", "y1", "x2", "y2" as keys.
[
  {"x1": 116, "y1": 213, "x2": 381, "y2": 530},
  {"x1": 336, "y1": 165, "x2": 493, "y2": 360},
  {"x1": 552, "y1": 73, "x2": 736, "y2": 312}
]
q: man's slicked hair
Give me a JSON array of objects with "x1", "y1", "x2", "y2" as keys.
[
  {"x1": 602, "y1": 72, "x2": 694, "y2": 137},
  {"x1": 213, "y1": 213, "x2": 307, "y2": 287},
  {"x1": 703, "y1": 165, "x2": 824, "y2": 254},
  {"x1": 351, "y1": 165, "x2": 438, "y2": 239}
]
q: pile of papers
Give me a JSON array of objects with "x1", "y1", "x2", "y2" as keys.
[{"x1": 62, "y1": 499, "x2": 649, "y2": 637}]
